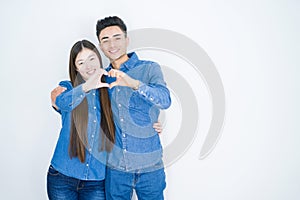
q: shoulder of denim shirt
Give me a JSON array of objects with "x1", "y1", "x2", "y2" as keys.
[
  {"x1": 124, "y1": 52, "x2": 160, "y2": 69},
  {"x1": 58, "y1": 80, "x2": 73, "y2": 90},
  {"x1": 105, "y1": 52, "x2": 160, "y2": 71},
  {"x1": 123, "y1": 52, "x2": 138, "y2": 70}
]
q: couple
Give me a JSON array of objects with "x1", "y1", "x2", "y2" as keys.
[{"x1": 47, "y1": 16, "x2": 171, "y2": 200}]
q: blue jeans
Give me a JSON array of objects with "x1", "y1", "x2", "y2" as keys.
[
  {"x1": 105, "y1": 167, "x2": 166, "y2": 200},
  {"x1": 47, "y1": 165, "x2": 105, "y2": 200}
]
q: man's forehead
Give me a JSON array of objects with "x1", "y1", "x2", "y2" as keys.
[{"x1": 99, "y1": 26, "x2": 124, "y2": 38}]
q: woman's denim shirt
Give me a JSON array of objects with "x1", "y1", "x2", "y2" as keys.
[
  {"x1": 50, "y1": 81, "x2": 107, "y2": 180},
  {"x1": 105, "y1": 52, "x2": 171, "y2": 172}
]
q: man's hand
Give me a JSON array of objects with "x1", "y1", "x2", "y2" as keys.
[
  {"x1": 51, "y1": 86, "x2": 66, "y2": 110},
  {"x1": 153, "y1": 121, "x2": 163, "y2": 134},
  {"x1": 107, "y1": 69, "x2": 139, "y2": 89}
]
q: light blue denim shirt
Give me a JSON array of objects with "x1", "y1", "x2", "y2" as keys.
[
  {"x1": 50, "y1": 81, "x2": 107, "y2": 180},
  {"x1": 105, "y1": 52, "x2": 171, "y2": 172}
]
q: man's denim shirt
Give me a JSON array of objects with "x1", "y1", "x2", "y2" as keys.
[
  {"x1": 50, "y1": 81, "x2": 107, "y2": 180},
  {"x1": 105, "y1": 52, "x2": 171, "y2": 172}
]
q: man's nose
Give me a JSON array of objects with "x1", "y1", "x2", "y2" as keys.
[{"x1": 107, "y1": 40, "x2": 116, "y2": 48}]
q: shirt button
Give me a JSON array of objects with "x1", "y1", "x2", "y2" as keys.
[
  {"x1": 93, "y1": 106, "x2": 96, "y2": 109},
  {"x1": 92, "y1": 93, "x2": 95, "y2": 96},
  {"x1": 141, "y1": 91, "x2": 144, "y2": 94},
  {"x1": 86, "y1": 164, "x2": 89, "y2": 167},
  {"x1": 118, "y1": 104, "x2": 121, "y2": 107},
  {"x1": 120, "y1": 118, "x2": 124, "y2": 122},
  {"x1": 92, "y1": 135, "x2": 94, "y2": 138},
  {"x1": 89, "y1": 148, "x2": 92, "y2": 152},
  {"x1": 122, "y1": 134, "x2": 126, "y2": 137},
  {"x1": 93, "y1": 120, "x2": 96, "y2": 123},
  {"x1": 150, "y1": 97, "x2": 153, "y2": 101},
  {"x1": 123, "y1": 149, "x2": 127, "y2": 152},
  {"x1": 117, "y1": 89, "x2": 120, "y2": 92},
  {"x1": 80, "y1": 95, "x2": 83, "y2": 98}
]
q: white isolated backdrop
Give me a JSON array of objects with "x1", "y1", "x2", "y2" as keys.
[{"x1": 0, "y1": 0, "x2": 299, "y2": 199}]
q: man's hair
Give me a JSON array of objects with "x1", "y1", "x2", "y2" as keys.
[{"x1": 96, "y1": 16, "x2": 127, "y2": 40}]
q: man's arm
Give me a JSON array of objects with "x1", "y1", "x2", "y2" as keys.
[
  {"x1": 51, "y1": 86, "x2": 66, "y2": 110},
  {"x1": 153, "y1": 121, "x2": 163, "y2": 134},
  {"x1": 107, "y1": 63, "x2": 171, "y2": 109}
]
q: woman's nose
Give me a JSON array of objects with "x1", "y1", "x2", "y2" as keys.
[{"x1": 84, "y1": 61, "x2": 92, "y2": 70}]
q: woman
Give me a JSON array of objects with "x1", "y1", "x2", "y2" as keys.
[{"x1": 47, "y1": 40, "x2": 114, "y2": 200}]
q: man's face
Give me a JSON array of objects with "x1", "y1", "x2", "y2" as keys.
[{"x1": 98, "y1": 25, "x2": 128, "y2": 62}]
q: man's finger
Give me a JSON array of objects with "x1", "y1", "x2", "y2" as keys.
[
  {"x1": 109, "y1": 81, "x2": 118, "y2": 89},
  {"x1": 108, "y1": 69, "x2": 116, "y2": 77}
]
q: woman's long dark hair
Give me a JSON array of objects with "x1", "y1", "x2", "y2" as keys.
[{"x1": 68, "y1": 40, "x2": 115, "y2": 163}]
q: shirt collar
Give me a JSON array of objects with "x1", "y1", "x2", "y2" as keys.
[{"x1": 106, "y1": 52, "x2": 139, "y2": 71}]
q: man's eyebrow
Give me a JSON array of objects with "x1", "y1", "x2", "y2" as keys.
[
  {"x1": 100, "y1": 33, "x2": 123, "y2": 41},
  {"x1": 100, "y1": 36, "x2": 109, "y2": 41},
  {"x1": 112, "y1": 33, "x2": 122, "y2": 37}
]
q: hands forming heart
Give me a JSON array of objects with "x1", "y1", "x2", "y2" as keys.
[
  {"x1": 83, "y1": 68, "x2": 138, "y2": 91},
  {"x1": 107, "y1": 69, "x2": 137, "y2": 89},
  {"x1": 50, "y1": 69, "x2": 140, "y2": 109}
]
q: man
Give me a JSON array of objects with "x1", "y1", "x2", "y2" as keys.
[{"x1": 96, "y1": 16, "x2": 171, "y2": 200}]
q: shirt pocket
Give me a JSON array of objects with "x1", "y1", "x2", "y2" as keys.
[{"x1": 128, "y1": 93, "x2": 152, "y2": 127}]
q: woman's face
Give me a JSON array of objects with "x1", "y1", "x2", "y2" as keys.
[{"x1": 75, "y1": 48, "x2": 101, "y2": 81}]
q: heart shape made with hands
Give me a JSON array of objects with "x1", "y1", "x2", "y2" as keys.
[{"x1": 105, "y1": 69, "x2": 136, "y2": 89}]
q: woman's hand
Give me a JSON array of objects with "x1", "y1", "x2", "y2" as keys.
[{"x1": 82, "y1": 68, "x2": 109, "y2": 92}]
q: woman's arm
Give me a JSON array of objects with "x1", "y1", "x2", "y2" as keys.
[{"x1": 52, "y1": 81, "x2": 87, "y2": 112}]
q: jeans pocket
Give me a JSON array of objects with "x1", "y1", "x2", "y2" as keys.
[{"x1": 48, "y1": 165, "x2": 60, "y2": 176}]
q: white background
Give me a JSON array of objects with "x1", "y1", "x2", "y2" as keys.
[{"x1": 0, "y1": 0, "x2": 299, "y2": 199}]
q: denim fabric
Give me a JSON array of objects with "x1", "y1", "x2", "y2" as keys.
[
  {"x1": 47, "y1": 165, "x2": 105, "y2": 200},
  {"x1": 105, "y1": 52, "x2": 171, "y2": 172},
  {"x1": 50, "y1": 81, "x2": 107, "y2": 181},
  {"x1": 105, "y1": 167, "x2": 166, "y2": 200}
]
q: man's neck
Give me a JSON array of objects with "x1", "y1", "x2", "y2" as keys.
[{"x1": 111, "y1": 54, "x2": 129, "y2": 69}]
